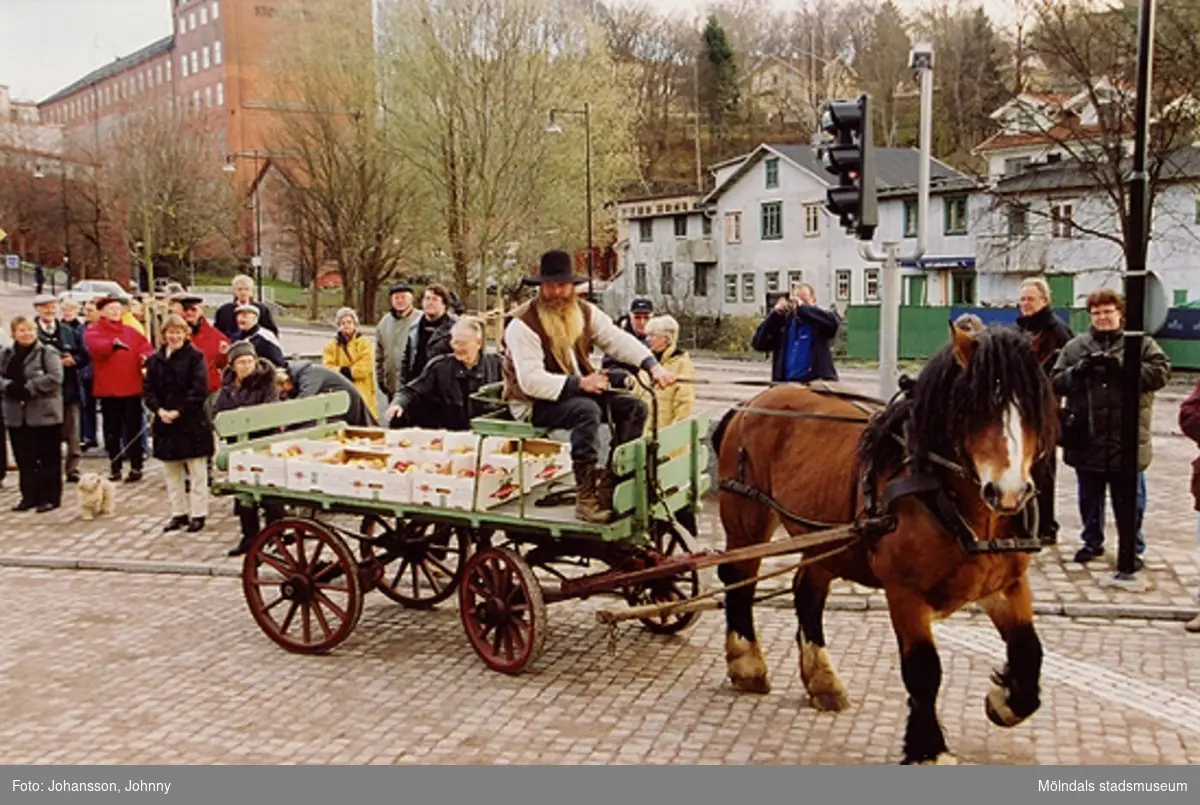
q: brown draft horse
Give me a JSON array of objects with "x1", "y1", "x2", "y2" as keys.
[{"x1": 711, "y1": 324, "x2": 1058, "y2": 765}]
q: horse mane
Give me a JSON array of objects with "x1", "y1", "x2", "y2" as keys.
[{"x1": 858, "y1": 325, "x2": 1058, "y2": 476}]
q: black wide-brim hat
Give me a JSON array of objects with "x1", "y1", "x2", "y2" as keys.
[{"x1": 523, "y1": 249, "x2": 588, "y2": 286}]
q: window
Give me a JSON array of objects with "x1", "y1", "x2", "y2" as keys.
[
  {"x1": 214, "y1": 41, "x2": 222, "y2": 65},
  {"x1": 673, "y1": 215, "x2": 688, "y2": 238},
  {"x1": 724, "y1": 274, "x2": 738, "y2": 303},
  {"x1": 203, "y1": 46, "x2": 210, "y2": 69},
  {"x1": 191, "y1": 51, "x2": 199, "y2": 74},
  {"x1": 188, "y1": 12, "x2": 195, "y2": 30},
  {"x1": 693, "y1": 265, "x2": 710, "y2": 297},
  {"x1": 865, "y1": 269, "x2": 880, "y2": 302},
  {"x1": 137, "y1": 73, "x2": 144, "y2": 92},
  {"x1": 765, "y1": 157, "x2": 779, "y2": 189},
  {"x1": 166, "y1": 59, "x2": 172, "y2": 81},
  {"x1": 181, "y1": 56, "x2": 189, "y2": 78},
  {"x1": 742, "y1": 273, "x2": 756, "y2": 303},
  {"x1": 1004, "y1": 157, "x2": 1031, "y2": 176},
  {"x1": 701, "y1": 215, "x2": 712, "y2": 236},
  {"x1": 787, "y1": 270, "x2": 802, "y2": 290},
  {"x1": 1175, "y1": 289, "x2": 1189, "y2": 306},
  {"x1": 1050, "y1": 202, "x2": 1074, "y2": 238},
  {"x1": 804, "y1": 203, "x2": 820, "y2": 236},
  {"x1": 212, "y1": 2, "x2": 219, "y2": 20},
  {"x1": 634, "y1": 263, "x2": 648, "y2": 295},
  {"x1": 835, "y1": 270, "x2": 851, "y2": 302},
  {"x1": 725, "y1": 212, "x2": 742, "y2": 244},
  {"x1": 952, "y1": 272, "x2": 976, "y2": 305},
  {"x1": 1007, "y1": 203, "x2": 1029, "y2": 238},
  {"x1": 205, "y1": 86, "x2": 213, "y2": 108},
  {"x1": 216, "y1": 82, "x2": 224, "y2": 106},
  {"x1": 200, "y1": 6, "x2": 208, "y2": 24},
  {"x1": 638, "y1": 219, "x2": 652, "y2": 243},
  {"x1": 660, "y1": 262, "x2": 673, "y2": 295},
  {"x1": 156, "y1": 64, "x2": 163, "y2": 85},
  {"x1": 193, "y1": 89, "x2": 201, "y2": 111},
  {"x1": 903, "y1": 199, "x2": 918, "y2": 238},
  {"x1": 943, "y1": 196, "x2": 968, "y2": 235},
  {"x1": 760, "y1": 201, "x2": 782, "y2": 240}
]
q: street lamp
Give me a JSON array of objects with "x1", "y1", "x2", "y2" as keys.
[
  {"x1": 223, "y1": 152, "x2": 264, "y2": 302},
  {"x1": 546, "y1": 102, "x2": 594, "y2": 300},
  {"x1": 33, "y1": 160, "x2": 71, "y2": 290}
]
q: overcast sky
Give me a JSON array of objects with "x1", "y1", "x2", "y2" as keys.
[{"x1": 0, "y1": 0, "x2": 1017, "y2": 104}]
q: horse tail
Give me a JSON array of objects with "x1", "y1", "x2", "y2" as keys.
[{"x1": 710, "y1": 406, "x2": 737, "y2": 458}]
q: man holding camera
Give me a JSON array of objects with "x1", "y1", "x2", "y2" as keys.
[{"x1": 751, "y1": 281, "x2": 840, "y2": 383}]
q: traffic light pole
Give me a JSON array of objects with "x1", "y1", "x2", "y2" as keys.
[{"x1": 860, "y1": 45, "x2": 934, "y2": 400}]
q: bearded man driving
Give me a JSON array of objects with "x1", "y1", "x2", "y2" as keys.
[{"x1": 503, "y1": 249, "x2": 676, "y2": 523}]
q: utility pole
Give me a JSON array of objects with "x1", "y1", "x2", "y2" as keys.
[
  {"x1": 1113, "y1": 0, "x2": 1156, "y2": 585},
  {"x1": 859, "y1": 45, "x2": 933, "y2": 400}
]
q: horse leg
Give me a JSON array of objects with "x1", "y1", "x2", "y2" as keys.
[
  {"x1": 793, "y1": 565, "x2": 850, "y2": 711},
  {"x1": 719, "y1": 556, "x2": 770, "y2": 693},
  {"x1": 887, "y1": 587, "x2": 956, "y2": 765},
  {"x1": 981, "y1": 575, "x2": 1043, "y2": 728}
]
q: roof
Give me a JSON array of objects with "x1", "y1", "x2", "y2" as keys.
[
  {"x1": 991, "y1": 146, "x2": 1200, "y2": 194},
  {"x1": 39, "y1": 35, "x2": 174, "y2": 106},
  {"x1": 974, "y1": 122, "x2": 1114, "y2": 154},
  {"x1": 702, "y1": 143, "x2": 977, "y2": 204}
]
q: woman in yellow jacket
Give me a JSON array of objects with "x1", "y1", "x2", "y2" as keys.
[
  {"x1": 322, "y1": 307, "x2": 377, "y2": 414},
  {"x1": 637, "y1": 314, "x2": 695, "y2": 434}
]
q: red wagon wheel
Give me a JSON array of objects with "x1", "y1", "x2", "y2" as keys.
[
  {"x1": 625, "y1": 522, "x2": 702, "y2": 635},
  {"x1": 459, "y1": 546, "x2": 547, "y2": 674},
  {"x1": 359, "y1": 516, "x2": 470, "y2": 609},
  {"x1": 241, "y1": 517, "x2": 364, "y2": 654}
]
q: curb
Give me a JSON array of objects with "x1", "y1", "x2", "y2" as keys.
[{"x1": 3, "y1": 555, "x2": 1195, "y2": 623}]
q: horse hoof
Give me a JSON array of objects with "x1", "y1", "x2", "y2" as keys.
[
  {"x1": 809, "y1": 691, "x2": 850, "y2": 712},
  {"x1": 985, "y1": 684, "x2": 1021, "y2": 728},
  {"x1": 726, "y1": 633, "x2": 770, "y2": 694}
]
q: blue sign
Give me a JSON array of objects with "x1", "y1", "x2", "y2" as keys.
[
  {"x1": 900, "y1": 256, "x2": 976, "y2": 271},
  {"x1": 1162, "y1": 308, "x2": 1200, "y2": 340},
  {"x1": 948, "y1": 307, "x2": 1071, "y2": 330},
  {"x1": 4, "y1": 254, "x2": 18, "y2": 269}
]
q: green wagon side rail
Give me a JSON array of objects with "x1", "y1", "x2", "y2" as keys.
[{"x1": 209, "y1": 390, "x2": 710, "y2": 543}]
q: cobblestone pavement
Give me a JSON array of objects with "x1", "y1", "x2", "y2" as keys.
[{"x1": 1, "y1": 566, "x2": 1199, "y2": 765}]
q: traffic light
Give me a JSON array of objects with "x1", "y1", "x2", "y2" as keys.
[{"x1": 818, "y1": 93, "x2": 877, "y2": 241}]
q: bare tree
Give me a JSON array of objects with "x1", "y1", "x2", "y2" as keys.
[{"x1": 378, "y1": 0, "x2": 639, "y2": 303}]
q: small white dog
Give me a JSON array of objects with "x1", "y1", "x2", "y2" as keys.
[{"x1": 77, "y1": 472, "x2": 116, "y2": 521}]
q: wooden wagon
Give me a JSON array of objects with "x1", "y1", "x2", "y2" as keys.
[{"x1": 211, "y1": 389, "x2": 713, "y2": 674}]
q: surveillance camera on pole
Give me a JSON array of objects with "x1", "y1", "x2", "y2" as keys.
[{"x1": 818, "y1": 93, "x2": 877, "y2": 242}]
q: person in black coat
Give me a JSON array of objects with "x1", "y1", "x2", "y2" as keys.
[
  {"x1": 385, "y1": 316, "x2": 501, "y2": 431},
  {"x1": 144, "y1": 315, "x2": 215, "y2": 533},
  {"x1": 230, "y1": 303, "x2": 286, "y2": 367},
  {"x1": 212, "y1": 273, "x2": 280, "y2": 339},
  {"x1": 751, "y1": 282, "x2": 840, "y2": 382},
  {"x1": 276, "y1": 359, "x2": 378, "y2": 428},
  {"x1": 1014, "y1": 277, "x2": 1074, "y2": 545}
]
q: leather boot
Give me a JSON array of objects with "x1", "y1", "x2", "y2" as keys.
[
  {"x1": 595, "y1": 467, "x2": 616, "y2": 512},
  {"x1": 573, "y1": 463, "x2": 612, "y2": 524}
]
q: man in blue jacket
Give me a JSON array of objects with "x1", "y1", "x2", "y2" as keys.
[{"x1": 751, "y1": 282, "x2": 840, "y2": 382}]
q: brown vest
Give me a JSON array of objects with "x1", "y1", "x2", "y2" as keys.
[{"x1": 501, "y1": 298, "x2": 594, "y2": 404}]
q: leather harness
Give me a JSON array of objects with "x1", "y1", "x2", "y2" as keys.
[{"x1": 717, "y1": 379, "x2": 1044, "y2": 556}]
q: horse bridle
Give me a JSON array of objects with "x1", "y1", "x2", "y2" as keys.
[{"x1": 718, "y1": 379, "x2": 1045, "y2": 555}]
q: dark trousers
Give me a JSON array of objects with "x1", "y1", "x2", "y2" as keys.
[
  {"x1": 235, "y1": 500, "x2": 286, "y2": 542},
  {"x1": 0, "y1": 408, "x2": 6, "y2": 485},
  {"x1": 1077, "y1": 469, "x2": 1146, "y2": 554},
  {"x1": 1032, "y1": 451, "x2": 1059, "y2": 539},
  {"x1": 9, "y1": 425, "x2": 63, "y2": 506},
  {"x1": 532, "y1": 392, "x2": 647, "y2": 466},
  {"x1": 100, "y1": 396, "x2": 145, "y2": 472},
  {"x1": 80, "y1": 380, "x2": 97, "y2": 445}
]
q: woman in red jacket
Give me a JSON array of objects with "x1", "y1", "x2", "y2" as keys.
[
  {"x1": 84, "y1": 295, "x2": 154, "y2": 482},
  {"x1": 1178, "y1": 379, "x2": 1200, "y2": 633}
]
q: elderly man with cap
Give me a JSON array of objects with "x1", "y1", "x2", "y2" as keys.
[
  {"x1": 322, "y1": 306, "x2": 377, "y2": 415},
  {"x1": 231, "y1": 302, "x2": 285, "y2": 367},
  {"x1": 175, "y1": 293, "x2": 230, "y2": 396},
  {"x1": 276, "y1": 359, "x2": 378, "y2": 427},
  {"x1": 213, "y1": 273, "x2": 279, "y2": 340},
  {"x1": 502, "y1": 249, "x2": 675, "y2": 524},
  {"x1": 375, "y1": 280, "x2": 420, "y2": 419},
  {"x1": 84, "y1": 294, "x2": 154, "y2": 482},
  {"x1": 602, "y1": 297, "x2": 654, "y2": 385},
  {"x1": 33, "y1": 293, "x2": 89, "y2": 483}
]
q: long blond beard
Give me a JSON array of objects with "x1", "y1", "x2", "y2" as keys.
[{"x1": 536, "y1": 298, "x2": 585, "y2": 375}]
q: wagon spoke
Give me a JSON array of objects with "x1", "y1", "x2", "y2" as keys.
[
  {"x1": 310, "y1": 597, "x2": 334, "y2": 641},
  {"x1": 501, "y1": 625, "x2": 515, "y2": 662},
  {"x1": 418, "y1": 561, "x2": 444, "y2": 595},
  {"x1": 309, "y1": 539, "x2": 325, "y2": 571},
  {"x1": 390, "y1": 558, "x2": 411, "y2": 591},
  {"x1": 278, "y1": 600, "x2": 299, "y2": 635},
  {"x1": 508, "y1": 620, "x2": 527, "y2": 654},
  {"x1": 269, "y1": 536, "x2": 298, "y2": 571},
  {"x1": 257, "y1": 552, "x2": 292, "y2": 577},
  {"x1": 410, "y1": 559, "x2": 421, "y2": 597},
  {"x1": 426, "y1": 553, "x2": 455, "y2": 579},
  {"x1": 301, "y1": 601, "x2": 312, "y2": 644},
  {"x1": 261, "y1": 594, "x2": 286, "y2": 613},
  {"x1": 314, "y1": 583, "x2": 351, "y2": 594},
  {"x1": 294, "y1": 530, "x2": 308, "y2": 572},
  {"x1": 313, "y1": 589, "x2": 348, "y2": 622},
  {"x1": 491, "y1": 624, "x2": 504, "y2": 658}
]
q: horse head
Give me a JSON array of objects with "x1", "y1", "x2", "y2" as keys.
[{"x1": 911, "y1": 323, "x2": 1058, "y2": 516}]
